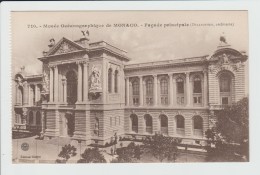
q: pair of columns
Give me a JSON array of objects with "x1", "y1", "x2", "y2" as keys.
[
  {"x1": 76, "y1": 62, "x2": 89, "y2": 103},
  {"x1": 28, "y1": 84, "x2": 41, "y2": 105},
  {"x1": 49, "y1": 61, "x2": 89, "y2": 104},
  {"x1": 125, "y1": 71, "x2": 208, "y2": 107}
]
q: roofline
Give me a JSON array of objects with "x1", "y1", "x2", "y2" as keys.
[
  {"x1": 125, "y1": 55, "x2": 209, "y2": 70},
  {"x1": 89, "y1": 40, "x2": 127, "y2": 54}
]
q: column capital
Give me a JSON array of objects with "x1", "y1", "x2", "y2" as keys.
[
  {"x1": 48, "y1": 64, "x2": 57, "y2": 68},
  {"x1": 83, "y1": 62, "x2": 89, "y2": 66},
  {"x1": 168, "y1": 73, "x2": 174, "y2": 77},
  {"x1": 153, "y1": 74, "x2": 157, "y2": 78},
  {"x1": 185, "y1": 72, "x2": 190, "y2": 76},
  {"x1": 76, "y1": 60, "x2": 86, "y2": 65},
  {"x1": 125, "y1": 77, "x2": 130, "y2": 80},
  {"x1": 203, "y1": 69, "x2": 208, "y2": 74}
]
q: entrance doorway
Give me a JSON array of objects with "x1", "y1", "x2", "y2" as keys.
[{"x1": 65, "y1": 112, "x2": 75, "y2": 137}]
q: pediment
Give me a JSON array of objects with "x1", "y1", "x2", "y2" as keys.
[{"x1": 47, "y1": 37, "x2": 85, "y2": 56}]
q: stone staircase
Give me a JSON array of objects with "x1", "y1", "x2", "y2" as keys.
[{"x1": 46, "y1": 137, "x2": 72, "y2": 146}]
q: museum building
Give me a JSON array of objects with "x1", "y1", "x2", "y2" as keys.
[{"x1": 13, "y1": 34, "x2": 248, "y2": 146}]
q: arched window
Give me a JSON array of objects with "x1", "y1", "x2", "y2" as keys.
[
  {"x1": 219, "y1": 72, "x2": 232, "y2": 105},
  {"x1": 108, "y1": 68, "x2": 112, "y2": 93},
  {"x1": 130, "y1": 114, "x2": 138, "y2": 133},
  {"x1": 193, "y1": 76, "x2": 202, "y2": 105},
  {"x1": 132, "y1": 80, "x2": 139, "y2": 105},
  {"x1": 66, "y1": 71, "x2": 77, "y2": 105},
  {"x1": 144, "y1": 114, "x2": 153, "y2": 134},
  {"x1": 193, "y1": 76, "x2": 202, "y2": 93},
  {"x1": 176, "y1": 78, "x2": 184, "y2": 105},
  {"x1": 146, "y1": 78, "x2": 153, "y2": 105},
  {"x1": 36, "y1": 111, "x2": 41, "y2": 125},
  {"x1": 17, "y1": 86, "x2": 23, "y2": 105},
  {"x1": 160, "y1": 78, "x2": 168, "y2": 105},
  {"x1": 220, "y1": 75, "x2": 231, "y2": 92},
  {"x1": 177, "y1": 78, "x2": 184, "y2": 94},
  {"x1": 114, "y1": 70, "x2": 118, "y2": 93},
  {"x1": 29, "y1": 111, "x2": 34, "y2": 125},
  {"x1": 160, "y1": 115, "x2": 168, "y2": 135},
  {"x1": 193, "y1": 115, "x2": 203, "y2": 137},
  {"x1": 175, "y1": 115, "x2": 185, "y2": 136}
]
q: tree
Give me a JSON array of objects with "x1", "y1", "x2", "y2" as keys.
[
  {"x1": 113, "y1": 142, "x2": 143, "y2": 163},
  {"x1": 206, "y1": 97, "x2": 249, "y2": 161},
  {"x1": 56, "y1": 144, "x2": 77, "y2": 163},
  {"x1": 78, "y1": 147, "x2": 106, "y2": 163},
  {"x1": 144, "y1": 134, "x2": 179, "y2": 162}
]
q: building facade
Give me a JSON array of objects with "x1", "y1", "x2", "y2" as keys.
[{"x1": 13, "y1": 35, "x2": 248, "y2": 146}]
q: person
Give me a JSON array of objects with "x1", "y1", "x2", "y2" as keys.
[{"x1": 110, "y1": 147, "x2": 114, "y2": 156}]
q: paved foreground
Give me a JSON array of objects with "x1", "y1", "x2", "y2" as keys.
[{"x1": 12, "y1": 136, "x2": 206, "y2": 163}]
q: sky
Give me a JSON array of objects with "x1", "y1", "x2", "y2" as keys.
[{"x1": 12, "y1": 11, "x2": 248, "y2": 75}]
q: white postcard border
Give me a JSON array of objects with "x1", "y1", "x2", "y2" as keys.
[{"x1": 1, "y1": 1, "x2": 260, "y2": 175}]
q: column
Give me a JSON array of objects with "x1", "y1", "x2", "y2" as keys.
[
  {"x1": 111, "y1": 71, "x2": 115, "y2": 93},
  {"x1": 35, "y1": 85, "x2": 39, "y2": 102},
  {"x1": 139, "y1": 76, "x2": 143, "y2": 106},
  {"x1": 185, "y1": 72, "x2": 191, "y2": 106},
  {"x1": 28, "y1": 85, "x2": 31, "y2": 106},
  {"x1": 168, "y1": 73, "x2": 174, "y2": 106},
  {"x1": 126, "y1": 77, "x2": 129, "y2": 106},
  {"x1": 49, "y1": 67, "x2": 54, "y2": 102},
  {"x1": 203, "y1": 71, "x2": 208, "y2": 107},
  {"x1": 153, "y1": 75, "x2": 158, "y2": 106},
  {"x1": 41, "y1": 110, "x2": 45, "y2": 135},
  {"x1": 77, "y1": 62, "x2": 82, "y2": 102},
  {"x1": 54, "y1": 66, "x2": 59, "y2": 103},
  {"x1": 83, "y1": 63, "x2": 89, "y2": 102},
  {"x1": 23, "y1": 82, "x2": 28, "y2": 105},
  {"x1": 172, "y1": 77, "x2": 176, "y2": 106},
  {"x1": 64, "y1": 80, "x2": 67, "y2": 103}
]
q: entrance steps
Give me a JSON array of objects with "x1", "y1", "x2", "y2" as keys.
[{"x1": 46, "y1": 137, "x2": 72, "y2": 146}]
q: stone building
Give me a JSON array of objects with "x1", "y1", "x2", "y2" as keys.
[{"x1": 13, "y1": 34, "x2": 248, "y2": 146}]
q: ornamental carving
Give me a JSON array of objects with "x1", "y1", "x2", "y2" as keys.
[
  {"x1": 89, "y1": 65, "x2": 102, "y2": 93},
  {"x1": 54, "y1": 42, "x2": 77, "y2": 55},
  {"x1": 218, "y1": 53, "x2": 230, "y2": 65},
  {"x1": 17, "y1": 76, "x2": 23, "y2": 86},
  {"x1": 233, "y1": 61, "x2": 242, "y2": 71}
]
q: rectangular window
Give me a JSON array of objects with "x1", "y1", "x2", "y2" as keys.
[
  {"x1": 133, "y1": 97, "x2": 139, "y2": 106},
  {"x1": 177, "y1": 97, "x2": 184, "y2": 105},
  {"x1": 193, "y1": 96, "x2": 202, "y2": 104},
  {"x1": 222, "y1": 97, "x2": 229, "y2": 105},
  {"x1": 198, "y1": 97, "x2": 202, "y2": 103},
  {"x1": 194, "y1": 97, "x2": 197, "y2": 103},
  {"x1": 146, "y1": 97, "x2": 153, "y2": 105}
]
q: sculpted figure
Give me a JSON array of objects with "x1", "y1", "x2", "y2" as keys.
[{"x1": 89, "y1": 65, "x2": 102, "y2": 92}]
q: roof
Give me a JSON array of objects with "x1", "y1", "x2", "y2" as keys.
[{"x1": 125, "y1": 55, "x2": 209, "y2": 70}]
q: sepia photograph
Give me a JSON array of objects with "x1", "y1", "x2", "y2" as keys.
[{"x1": 10, "y1": 10, "x2": 249, "y2": 164}]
